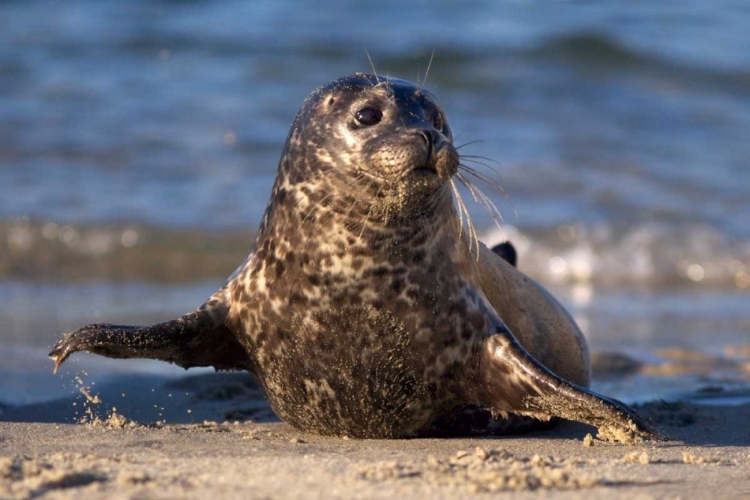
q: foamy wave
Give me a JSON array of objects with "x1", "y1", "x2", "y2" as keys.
[{"x1": 483, "y1": 222, "x2": 750, "y2": 290}]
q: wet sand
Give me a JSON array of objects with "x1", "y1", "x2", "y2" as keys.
[{"x1": 1, "y1": 373, "x2": 749, "y2": 499}]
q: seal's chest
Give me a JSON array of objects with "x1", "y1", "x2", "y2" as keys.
[{"x1": 257, "y1": 304, "x2": 439, "y2": 437}]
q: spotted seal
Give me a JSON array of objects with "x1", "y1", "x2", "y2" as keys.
[{"x1": 49, "y1": 74, "x2": 656, "y2": 440}]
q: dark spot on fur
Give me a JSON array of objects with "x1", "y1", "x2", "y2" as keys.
[
  {"x1": 426, "y1": 383, "x2": 438, "y2": 399},
  {"x1": 447, "y1": 300, "x2": 466, "y2": 317},
  {"x1": 276, "y1": 188, "x2": 287, "y2": 205},
  {"x1": 390, "y1": 276, "x2": 405, "y2": 294},
  {"x1": 371, "y1": 266, "x2": 389, "y2": 278},
  {"x1": 289, "y1": 292, "x2": 307, "y2": 305},
  {"x1": 442, "y1": 337, "x2": 457, "y2": 348},
  {"x1": 411, "y1": 250, "x2": 426, "y2": 264},
  {"x1": 442, "y1": 363, "x2": 461, "y2": 381}
]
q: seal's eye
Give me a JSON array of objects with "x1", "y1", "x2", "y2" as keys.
[
  {"x1": 432, "y1": 111, "x2": 445, "y2": 133},
  {"x1": 355, "y1": 107, "x2": 383, "y2": 126}
]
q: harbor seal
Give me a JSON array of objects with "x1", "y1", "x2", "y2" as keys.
[{"x1": 50, "y1": 74, "x2": 656, "y2": 440}]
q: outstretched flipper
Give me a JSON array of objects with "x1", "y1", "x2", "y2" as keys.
[
  {"x1": 49, "y1": 290, "x2": 251, "y2": 374},
  {"x1": 476, "y1": 328, "x2": 658, "y2": 439}
]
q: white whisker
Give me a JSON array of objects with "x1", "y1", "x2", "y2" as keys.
[
  {"x1": 422, "y1": 49, "x2": 435, "y2": 89},
  {"x1": 365, "y1": 48, "x2": 378, "y2": 80},
  {"x1": 455, "y1": 172, "x2": 482, "y2": 260},
  {"x1": 449, "y1": 179, "x2": 464, "y2": 239}
]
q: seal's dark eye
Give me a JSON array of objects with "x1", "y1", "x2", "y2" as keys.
[
  {"x1": 432, "y1": 111, "x2": 445, "y2": 132},
  {"x1": 355, "y1": 107, "x2": 383, "y2": 126}
]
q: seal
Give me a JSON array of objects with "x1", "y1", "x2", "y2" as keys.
[{"x1": 49, "y1": 74, "x2": 656, "y2": 440}]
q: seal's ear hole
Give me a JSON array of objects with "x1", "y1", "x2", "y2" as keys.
[{"x1": 327, "y1": 97, "x2": 336, "y2": 107}]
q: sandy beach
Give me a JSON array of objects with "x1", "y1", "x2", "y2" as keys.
[{"x1": 1, "y1": 372, "x2": 748, "y2": 500}]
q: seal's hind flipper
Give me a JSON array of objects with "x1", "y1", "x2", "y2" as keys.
[
  {"x1": 49, "y1": 291, "x2": 251, "y2": 374},
  {"x1": 476, "y1": 330, "x2": 658, "y2": 440},
  {"x1": 491, "y1": 241, "x2": 517, "y2": 267}
]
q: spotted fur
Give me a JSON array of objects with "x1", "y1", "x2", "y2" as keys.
[{"x1": 50, "y1": 74, "x2": 657, "y2": 440}]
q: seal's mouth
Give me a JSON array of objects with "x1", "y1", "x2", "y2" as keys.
[
  {"x1": 392, "y1": 162, "x2": 439, "y2": 183},
  {"x1": 412, "y1": 165, "x2": 438, "y2": 177}
]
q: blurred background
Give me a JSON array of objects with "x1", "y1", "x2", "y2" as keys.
[{"x1": 1, "y1": 1, "x2": 748, "y2": 414}]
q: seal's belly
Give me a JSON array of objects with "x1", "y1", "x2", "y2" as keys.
[{"x1": 254, "y1": 304, "x2": 452, "y2": 438}]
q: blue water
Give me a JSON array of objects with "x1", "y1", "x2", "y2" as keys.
[{"x1": 0, "y1": 0, "x2": 748, "y2": 408}]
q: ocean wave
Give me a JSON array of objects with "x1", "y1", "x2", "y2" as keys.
[
  {"x1": 530, "y1": 32, "x2": 750, "y2": 94},
  {"x1": 2, "y1": 218, "x2": 748, "y2": 291},
  {"x1": 482, "y1": 223, "x2": 750, "y2": 290},
  {"x1": 0, "y1": 218, "x2": 251, "y2": 283},
  {"x1": 532, "y1": 32, "x2": 646, "y2": 67}
]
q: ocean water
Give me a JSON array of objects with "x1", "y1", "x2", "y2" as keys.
[{"x1": 0, "y1": 1, "x2": 748, "y2": 412}]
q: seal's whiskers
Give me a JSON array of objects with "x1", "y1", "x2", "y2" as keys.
[
  {"x1": 419, "y1": 49, "x2": 436, "y2": 89},
  {"x1": 451, "y1": 174, "x2": 480, "y2": 258},
  {"x1": 458, "y1": 155, "x2": 518, "y2": 221},
  {"x1": 449, "y1": 179, "x2": 465, "y2": 239},
  {"x1": 365, "y1": 49, "x2": 379, "y2": 81},
  {"x1": 454, "y1": 140, "x2": 484, "y2": 151},
  {"x1": 342, "y1": 174, "x2": 376, "y2": 222},
  {"x1": 456, "y1": 170, "x2": 505, "y2": 231},
  {"x1": 458, "y1": 160, "x2": 506, "y2": 193}
]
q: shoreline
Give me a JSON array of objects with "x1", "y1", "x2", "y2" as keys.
[
  {"x1": 2, "y1": 405, "x2": 749, "y2": 499},
  {"x1": 1, "y1": 373, "x2": 749, "y2": 499}
]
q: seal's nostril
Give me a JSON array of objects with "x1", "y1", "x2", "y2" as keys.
[
  {"x1": 416, "y1": 129, "x2": 435, "y2": 164},
  {"x1": 417, "y1": 129, "x2": 441, "y2": 155},
  {"x1": 419, "y1": 129, "x2": 441, "y2": 147},
  {"x1": 417, "y1": 130, "x2": 431, "y2": 149}
]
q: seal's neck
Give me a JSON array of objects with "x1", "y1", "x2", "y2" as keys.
[{"x1": 240, "y1": 173, "x2": 482, "y2": 309}]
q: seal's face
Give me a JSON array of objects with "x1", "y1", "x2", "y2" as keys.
[{"x1": 282, "y1": 74, "x2": 459, "y2": 224}]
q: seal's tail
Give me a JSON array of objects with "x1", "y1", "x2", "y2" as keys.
[{"x1": 49, "y1": 291, "x2": 251, "y2": 374}]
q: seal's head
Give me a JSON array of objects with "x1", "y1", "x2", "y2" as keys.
[{"x1": 277, "y1": 73, "x2": 459, "y2": 224}]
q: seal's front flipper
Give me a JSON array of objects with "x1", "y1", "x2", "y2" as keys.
[
  {"x1": 49, "y1": 292, "x2": 251, "y2": 374},
  {"x1": 476, "y1": 330, "x2": 658, "y2": 440}
]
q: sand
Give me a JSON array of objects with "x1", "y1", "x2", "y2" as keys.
[{"x1": 1, "y1": 373, "x2": 749, "y2": 500}]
